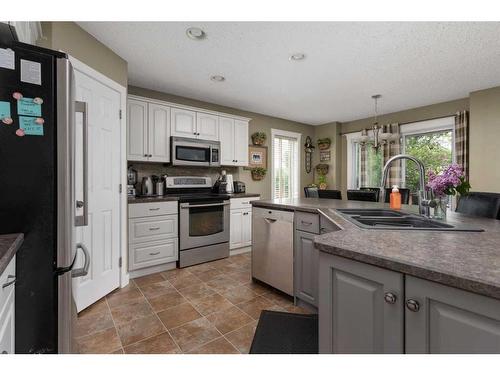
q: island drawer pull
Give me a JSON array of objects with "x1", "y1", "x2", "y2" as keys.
[
  {"x1": 149, "y1": 251, "x2": 161, "y2": 256},
  {"x1": 2, "y1": 275, "x2": 16, "y2": 289},
  {"x1": 149, "y1": 207, "x2": 160, "y2": 211},
  {"x1": 301, "y1": 220, "x2": 313, "y2": 226},
  {"x1": 149, "y1": 227, "x2": 161, "y2": 231}
]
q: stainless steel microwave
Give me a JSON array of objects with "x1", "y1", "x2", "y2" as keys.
[{"x1": 171, "y1": 136, "x2": 221, "y2": 167}]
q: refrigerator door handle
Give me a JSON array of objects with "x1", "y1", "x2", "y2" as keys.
[
  {"x1": 71, "y1": 243, "x2": 90, "y2": 278},
  {"x1": 75, "y1": 101, "x2": 88, "y2": 227}
]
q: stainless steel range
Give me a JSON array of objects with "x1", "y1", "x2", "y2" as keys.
[{"x1": 165, "y1": 176, "x2": 230, "y2": 267}]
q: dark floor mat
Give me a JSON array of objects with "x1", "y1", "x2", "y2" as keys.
[{"x1": 249, "y1": 310, "x2": 318, "y2": 354}]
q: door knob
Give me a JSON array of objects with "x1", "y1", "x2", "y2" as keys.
[
  {"x1": 384, "y1": 292, "x2": 397, "y2": 304},
  {"x1": 406, "y1": 299, "x2": 420, "y2": 312}
]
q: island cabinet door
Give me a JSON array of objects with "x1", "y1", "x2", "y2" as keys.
[
  {"x1": 318, "y1": 253, "x2": 404, "y2": 354},
  {"x1": 294, "y1": 230, "x2": 319, "y2": 306},
  {"x1": 405, "y1": 276, "x2": 500, "y2": 354}
]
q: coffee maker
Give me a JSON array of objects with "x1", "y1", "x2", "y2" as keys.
[{"x1": 127, "y1": 166, "x2": 138, "y2": 197}]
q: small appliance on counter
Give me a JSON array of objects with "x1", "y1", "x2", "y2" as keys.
[
  {"x1": 212, "y1": 170, "x2": 228, "y2": 194},
  {"x1": 141, "y1": 176, "x2": 154, "y2": 196},
  {"x1": 233, "y1": 181, "x2": 246, "y2": 194},
  {"x1": 226, "y1": 174, "x2": 234, "y2": 193},
  {"x1": 127, "y1": 166, "x2": 138, "y2": 197}
]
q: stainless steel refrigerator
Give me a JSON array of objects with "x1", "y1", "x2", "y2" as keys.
[{"x1": 0, "y1": 24, "x2": 90, "y2": 353}]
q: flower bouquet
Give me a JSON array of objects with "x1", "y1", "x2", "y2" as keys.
[{"x1": 426, "y1": 163, "x2": 471, "y2": 219}]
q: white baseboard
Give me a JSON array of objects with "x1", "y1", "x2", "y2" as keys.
[
  {"x1": 129, "y1": 261, "x2": 177, "y2": 279},
  {"x1": 230, "y1": 246, "x2": 252, "y2": 256}
]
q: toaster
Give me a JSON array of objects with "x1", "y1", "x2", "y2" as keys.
[{"x1": 233, "y1": 181, "x2": 246, "y2": 193}]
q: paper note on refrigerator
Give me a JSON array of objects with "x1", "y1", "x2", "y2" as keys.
[
  {"x1": 17, "y1": 98, "x2": 42, "y2": 117},
  {"x1": 0, "y1": 101, "x2": 11, "y2": 119},
  {"x1": 19, "y1": 116, "x2": 44, "y2": 136},
  {"x1": 0, "y1": 48, "x2": 15, "y2": 70}
]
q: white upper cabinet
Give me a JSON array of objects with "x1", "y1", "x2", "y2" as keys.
[
  {"x1": 219, "y1": 117, "x2": 235, "y2": 165},
  {"x1": 127, "y1": 95, "x2": 250, "y2": 163},
  {"x1": 220, "y1": 117, "x2": 249, "y2": 166},
  {"x1": 170, "y1": 108, "x2": 197, "y2": 138},
  {"x1": 234, "y1": 120, "x2": 249, "y2": 166},
  {"x1": 127, "y1": 99, "x2": 148, "y2": 162},
  {"x1": 148, "y1": 104, "x2": 170, "y2": 163},
  {"x1": 196, "y1": 113, "x2": 219, "y2": 141}
]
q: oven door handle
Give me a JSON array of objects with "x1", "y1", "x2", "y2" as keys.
[{"x1": 180, "y1": 201, "x2": 230, "y2": 209}]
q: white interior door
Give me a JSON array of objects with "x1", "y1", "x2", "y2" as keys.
[{"x1": 73, "y1": 61, "x2": 122, "y2": 312}]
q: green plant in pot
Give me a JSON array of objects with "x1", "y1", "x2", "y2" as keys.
[
  {"x1": 251, "y1": 132, "x2": 267, "y2": 146},
  {"x1": 317, "y1": 138, "x2": 331, "y2": 150},
  {"x1": 317, "y1": 175, "x2": 327, "y2": 190},
  {"x1": 251, "y1": 167, "x2": 267, "y2": 181}
]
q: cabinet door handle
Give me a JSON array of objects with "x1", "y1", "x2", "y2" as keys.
[
  {"x1": 384, "y1": 292, "x2": 397, "y2": 304},
  {"x1": 301, "y1": 221, "x2": 312, "y2": 226},
  {"x1": 1, "y1": 350, "x2": 8, "y2": 354},
  {"x1": 149, "y1": 251, "x2": 161, "y2": 256},
  {"x1": 149, "y1": 227, "x2": 160, "y2": 231},
  {"x1": 2, "y1": 275, "x2": 16, "y2": 289},
  {"x1": 149, "y1": 208, "x2": 160, "y2": 211},
  {"x1": 406, "y1": 299, "x2": 420, "y2": 312},
  {"x1": 144, "y1": 154, "x2": 148, "y2": 157}
]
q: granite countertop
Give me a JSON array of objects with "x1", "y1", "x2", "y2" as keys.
[
  {"x1": 128, "y1": 196, "x2": 180, "y2": 204},
  {"x1": 0, "y1": 233, "x2": 24, "y2": 275},
  {"x1": 252, "y1": 198, "x2": 500, "y2": 300},
  {"x1": 128, "y1": 193, "x2": 260, "y2": 204}
]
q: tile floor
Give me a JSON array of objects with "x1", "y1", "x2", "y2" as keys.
[{"x1": 75, "y1": 252, "x2": 314, "y2": 354}]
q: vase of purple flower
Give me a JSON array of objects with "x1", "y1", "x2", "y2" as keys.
[{"x1": 426, "y1": 163, "x2": 471, "y2": 220}]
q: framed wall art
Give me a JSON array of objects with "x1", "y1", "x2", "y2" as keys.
[{"x1": 246, "y1": 146, "x2": 268, "y2": 169}]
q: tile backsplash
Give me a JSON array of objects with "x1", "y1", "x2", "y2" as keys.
[{"x1": 128, "y1": 162, "x2": 239, "y2": 192}]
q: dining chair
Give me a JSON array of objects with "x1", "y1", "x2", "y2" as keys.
[
  {"x1": 346, "y1": 190, "x2": 378, "y2": 202},
  {"x1": 456, "y1": 192, "x2": 500, "y2": 219},
  {"x1": 304, "y1": 186, "x2": 319, "y2": 198},
  {"x1": 318, "y1": 189, "x2": 342, "y2": 200}
]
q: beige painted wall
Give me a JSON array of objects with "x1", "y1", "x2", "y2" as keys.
[
  {"x1": 469, "y1": 86, "x2": 500, "y2": 193},
  {"x1": 37, "y1": 22, "x2": 127, "y2": 87},
  {"x1": 129, "y1": 86, "x2": 315, "y2": 199},
  {"x1": 336, "y1": 98, "x2": 470, "y2": 194}
]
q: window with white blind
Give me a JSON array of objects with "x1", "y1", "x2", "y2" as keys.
[{"x1": 271, "y1": 129, "x2": 301, "y2": 200}]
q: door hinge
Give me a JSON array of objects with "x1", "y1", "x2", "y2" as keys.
[
  {"x1": 119, "y1": 257, "x2": 122, "y2": 268},
  {"x1": 119, "y1": 184, "x2": 122, "y2": 193},
  {"x1": 119, "y1": 109, "x2": 122, "y2": 119}
]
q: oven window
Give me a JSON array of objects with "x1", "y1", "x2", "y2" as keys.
[
  {"x1": 176, "y1": 146, "x2": 210, "y2": 162},
  {"x1": 189, "y1": 205, "x2": 224, "y2": 237}
]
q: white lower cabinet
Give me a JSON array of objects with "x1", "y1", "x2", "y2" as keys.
[
  {"x1": 128, "y1": 202, "x2": 178, "y2": 271},
  {"x1": 230, "y1": 197, "x2": 259, "y2": 250},
  {"x1": 0, "y1": 255, "x2": 15, "y2": 354},
  {"x1": 318, "y1": 252, "x2": 500, "y2": 354}
]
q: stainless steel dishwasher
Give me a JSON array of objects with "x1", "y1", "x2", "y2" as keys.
[{"x1": 252, "y1": 207, "x2": 294, "y2": 296}]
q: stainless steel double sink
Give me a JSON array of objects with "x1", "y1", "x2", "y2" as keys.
[{"x1": 336, "y1": 209, "x2": 484, "y2": 232}]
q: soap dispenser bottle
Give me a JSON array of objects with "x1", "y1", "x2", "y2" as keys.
[{"x1": 390, "y1": 185, "x2": 402, "y2": 210}]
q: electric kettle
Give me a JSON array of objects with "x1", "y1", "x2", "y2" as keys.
[{"x1": 141, "y1": 176, "x2": 153, "y2": 196}]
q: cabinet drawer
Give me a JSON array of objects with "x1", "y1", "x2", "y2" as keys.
[
  {"x1": 0, "y1": 256, "x2": 15, "y2": 311},
  {"x1": 295, "y1": 211, "x2": 320, "y2": 234},
  {"x1": 129, "y1": 215, "x2": 178, "y2": 244},
  {"x1": 129, "y1": 238, "x2": 178, "y2": 271},
  {"x1": 129, "y1": 201, "x2": 178, "y2": 218},
  {"x1": 230, "y1": 196, "x2": 260, "y2": 210}
]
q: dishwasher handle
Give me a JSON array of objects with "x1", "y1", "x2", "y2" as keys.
[{"x1": 264, "y1": 218, "x2": 277, "y2": 223}]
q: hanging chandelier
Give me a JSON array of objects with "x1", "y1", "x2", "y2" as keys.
[{"x1": 358, "y1": 94, "x2": 395, "y2": 150}]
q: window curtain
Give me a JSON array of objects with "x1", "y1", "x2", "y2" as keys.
[
  {"x1": 382, "y1": 123, "x2": 401, "y2": 188},
  {"x1": 454, "y1": 111, "x2": 469, "y2": 179},
  {"x1": 360, "y1": 129, "x2": 368, "y2": 187}
]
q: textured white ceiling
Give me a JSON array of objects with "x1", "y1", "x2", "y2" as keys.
[{"x1": 78, "y1": 22, "x2": 500, "y2": 125}]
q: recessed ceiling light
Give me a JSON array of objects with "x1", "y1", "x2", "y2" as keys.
[
  {"x1": 186, "y1": 27, "x2": 206, "y2": 40},
  {"x1": 290, "y1": 53, "x2": 306, "y2": 61},
  {"x1": 210, "y1": 75, "x2": 225, "y2": 82}
]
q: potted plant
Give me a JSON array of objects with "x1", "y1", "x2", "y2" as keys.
[
  {"x1": 251, "y1": 167, "x2": 267, "y2": 181},
  {"x1": 251, "y1": 132, "x2": 267, "y2": 146},
  {"x1": 426, "y1": 163, "x2": 471, "y2": 220},
  {"x1": 317, "y1": 175, "x2": 328, "y2": 190},
  {"x1": 317, "y1": 138, "x2": 331, "y2": 150}
]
